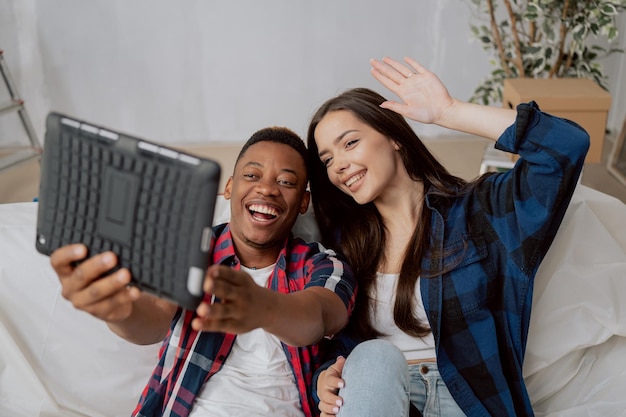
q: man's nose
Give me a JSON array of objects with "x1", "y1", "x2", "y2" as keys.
[{"x1": 255, "y1": 179, "x2": 280, "y2": 195}]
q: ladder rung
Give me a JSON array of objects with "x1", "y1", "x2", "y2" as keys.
[
  {"x1": 0, "y1": 99, "x2": 23, "y2": 115},
  {"x1": 0, "y1": 50, "x2": 43, "y2": 173},
  {"x1": 0, "y1": 148, "x2": 42, "y2": 171}
]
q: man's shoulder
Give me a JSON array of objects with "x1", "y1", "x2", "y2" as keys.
[
  {"x1": 287, "y1": 235, "x2": 336, "y2": 258},
  {"x1": 285, "y1": 237, "x2": 353, "y2": 277}
]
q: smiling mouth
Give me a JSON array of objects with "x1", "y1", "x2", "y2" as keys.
[
  {"x1": 247, "y1": 204, "x2": 280, "y2": 221},
  {"x1": 344, "y1": 172, "x2": 365, "y2": 188}
]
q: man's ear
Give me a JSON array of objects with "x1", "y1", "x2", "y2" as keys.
[
  {"x1": 223, "y1": 177, "x2": 233, "y2": 200},
  {"x1": 299, "y1": 190, "x2": 311, "y2": 214}
]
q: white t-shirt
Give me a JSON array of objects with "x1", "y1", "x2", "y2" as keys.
[
  {"x1": 370, "y1": 272, "x2": 436, "y2": 361},
  {"x1": 190, "y1": 265, "x2": 304, "y2": 417}
]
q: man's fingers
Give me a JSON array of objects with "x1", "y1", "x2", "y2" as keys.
[
  {"x1": 54, "y1": 249, "x2": 118, "y2": 287},
  {"x1": 50, "y1": 244, "x2": 88, "y2": 274},
  {"x1": 60, "y1": 256, "x2": 116, "y2": 300},
  {"x1": 50, "y1": 244, "x2": 141, "y2": 323},
  {"x1": 203, "y1": 265, "x2": 255, "y2": 304},
  {"x1": 64, "y1": 268, "x2": 132, "y2": 308},
  {"x1": 203, "y1": 265, "x2": 232, "y2": 295},
  {"x1": 190, "y1": 313, "x2": 236, "y2": 333},
  {"x1": 80, "y1": 283, "x2": 140, "y2": 322}
]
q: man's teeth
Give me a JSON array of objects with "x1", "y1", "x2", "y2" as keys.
[
  {"x1": 345, "y1": 173, "x2": 364, "y2": 187},
  {"x1": 248, "y1": 204, "x2": 279, "y2": 216}
]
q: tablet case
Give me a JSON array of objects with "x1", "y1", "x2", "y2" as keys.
[{"x1": 35, "y1": 112, "x2": 221, "y2": 310}]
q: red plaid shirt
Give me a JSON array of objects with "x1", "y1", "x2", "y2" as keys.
[{"x1": 132, "y1": 223, "x2": 356, "y2": 417}]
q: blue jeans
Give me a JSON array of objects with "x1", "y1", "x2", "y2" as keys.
[{"x1": 336, "y1": 339, "x2": 465, "y2": 417}]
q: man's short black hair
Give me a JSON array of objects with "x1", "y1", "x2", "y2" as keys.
[{"x1": 235, "y1": 126, "x2": 308, "y2": 175}]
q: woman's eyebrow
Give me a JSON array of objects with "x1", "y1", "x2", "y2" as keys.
[{"x1": 318, "y1": 129, "x2": 359, "y2": 157}]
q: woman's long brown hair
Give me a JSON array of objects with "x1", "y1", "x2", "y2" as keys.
[{"x1": 307, "y1": 88, "x2": 469, "y2": 340}]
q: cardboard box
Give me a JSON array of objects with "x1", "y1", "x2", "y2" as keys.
[{"x1": 503, "y1": 78, "x2": 612, "y2": 163}]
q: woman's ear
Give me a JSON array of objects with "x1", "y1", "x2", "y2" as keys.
[{"x1": 391, "y1": 140, "x2": 401, "y2": 151}]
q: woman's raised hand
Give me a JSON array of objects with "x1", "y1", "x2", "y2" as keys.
[
  {"x1": 370, "y1": 56, "x2": 456, "y2": 126},
  {"x1": 371, "y1": 55, "x2": 517, "y2": 140}
]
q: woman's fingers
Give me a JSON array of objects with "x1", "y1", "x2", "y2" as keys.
[
  {"x1": 382, "y1": 56, "x2": 418, "y2": 78},
  {"x1": 318, "y1": 386, "x2": 343, "y2": 415},
  {"x1": 371, "y1": 57, "x2": 406, "y2": 85},
  {"x1": 317, "y1": 356, "x2": 347, "y2": 416},
  {"x1": 403, "y1": 56, "x2": 427, "y2": 74},
  {"x1": 319, "y1": 396, "x2": 342, "y2": 415}
]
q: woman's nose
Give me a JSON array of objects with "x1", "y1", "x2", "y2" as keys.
[{"x1": 332, "y1": 156, "x2": 349, "y2": 174}]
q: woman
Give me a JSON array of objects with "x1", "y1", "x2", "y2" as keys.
[{"x1": 307, "y1": 56, "x2": 589, "y2": 416}]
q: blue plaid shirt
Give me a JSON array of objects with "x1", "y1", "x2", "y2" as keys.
[{"x1": 315, "y1": 102, "x2": 589, "y2": 416}]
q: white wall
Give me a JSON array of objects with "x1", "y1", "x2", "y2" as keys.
[{"x1": 1, "y1": 0, "x2": 624, "y2": 148}]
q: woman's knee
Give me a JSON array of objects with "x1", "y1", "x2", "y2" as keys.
[
  {"x1": 344, "y1": 339, "x2": 407, "y2": 377},
  {"x1": 338, "y1": 340, "x2": 410, "y2": 416}
]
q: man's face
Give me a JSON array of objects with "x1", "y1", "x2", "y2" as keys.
[{"x1": 224, "y1": 141, "x2": 310, "y2": 257}]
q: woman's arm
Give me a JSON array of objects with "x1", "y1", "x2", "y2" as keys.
[{"x1": 370, "y1": 55, "x2": 589, "y2": 275}]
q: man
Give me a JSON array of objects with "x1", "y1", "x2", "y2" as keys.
[{"x1": 51, "y1": 127, "x2": 356, "y2": 417}]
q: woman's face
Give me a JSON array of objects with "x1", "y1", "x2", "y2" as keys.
[{"x1": 314, "y1": 110, "x2": 405, "y2": 205}]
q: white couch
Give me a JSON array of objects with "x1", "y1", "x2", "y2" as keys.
[
  {"x1": 0, "y1": 195, "x2": 320, "y2": 417},
  {"x1": 1, "y1": 138, "x2": 626, "y2": 416}
]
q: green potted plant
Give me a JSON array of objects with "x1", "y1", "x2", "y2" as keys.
[{"x1": 466, "y1": 0, "x2": 626, "y2": 105}]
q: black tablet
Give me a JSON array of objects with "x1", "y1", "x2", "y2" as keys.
[{"x1": 35, "y1": 112, "x2": 221, "y2": 310}]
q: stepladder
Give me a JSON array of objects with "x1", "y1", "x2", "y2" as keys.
[{"x1": 0, "y1": 49, "x2": 43, "y2": 172}]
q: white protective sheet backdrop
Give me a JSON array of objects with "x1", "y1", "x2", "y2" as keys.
[
  {"x1": 0, "y1": 202, "x2": 160, "y2": 417},
  {"x1": 523, "y1": 185, "x2": 626, "y2": 416},
  {"x1": 0, "y1": 185, "x2": 625, "y2": 417}
]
